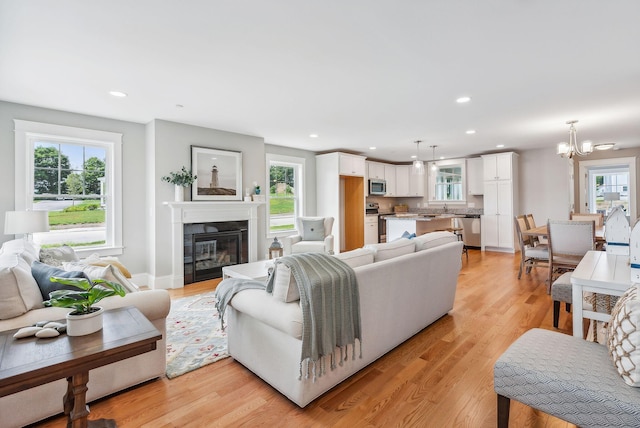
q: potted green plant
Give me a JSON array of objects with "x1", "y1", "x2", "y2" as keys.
[
  {"x1": 44, "y1": 277, "x2": 126, "y2": 336},
  {"x1": 162, "y1": 166, "x2": 197, "y2": 201}
]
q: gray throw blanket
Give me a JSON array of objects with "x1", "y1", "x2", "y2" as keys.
[
  {"x1": 214, "y1": 277, "x2": 266, "y2": 329},
  {"x1": 266, "y1": 253, "x2": 362, "y2": 381}
]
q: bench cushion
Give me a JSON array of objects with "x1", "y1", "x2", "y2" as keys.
[{"x1": 495, "y1": 328, "x2": 640, "y2": 427}]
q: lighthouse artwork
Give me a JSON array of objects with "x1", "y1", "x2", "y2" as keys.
[{"x1": 191, "y1": 146, "x2": 243, "y2": 201}]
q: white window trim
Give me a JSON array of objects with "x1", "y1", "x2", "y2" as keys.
[
  {"x1": 14, "y1": 119, "x2": 123, "y2": 257},
  {"x1": 578, "y1": 156, "x2": 636, "y2": 220},
  {"x1": 266, "y1": 153, "x2": 305, "y2": 238}
]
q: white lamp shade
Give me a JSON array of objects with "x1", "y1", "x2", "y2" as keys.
[
  {"x1": 604, "y1": 192, "x2": 621, "y2": 202},
  {"x1": 4, "y1": 211, "x2": 50, "y2": 235}
]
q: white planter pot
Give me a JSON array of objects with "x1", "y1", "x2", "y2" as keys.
[
  {"x1": 66, "y1": 306, "x2": 104, "y2": 336},
  {"x1": 175, "y1": 185, "x2": 184, "y2": 202}
]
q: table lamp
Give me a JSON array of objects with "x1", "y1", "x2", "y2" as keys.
[
  {"x1": 604, "y1": 192, "x2": 621, "y2": 213},
  {"x1": 4, "y1": 210, "x2": 50, "y2": 241}
]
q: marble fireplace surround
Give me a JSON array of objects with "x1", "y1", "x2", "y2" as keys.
[{"x1": 164, "y1": 201, "x2": 262, "y2": 288}]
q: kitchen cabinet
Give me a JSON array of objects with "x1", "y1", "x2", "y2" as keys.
[
  {"x1": 367, "y1": 161, "x2": 385, "y2": 180},
  {"x1": 316, "y1": 152, "x2": 366, "y2": 253},
  {"x1": 481, "y1": 152, "x2": 519, "y2": 252},
  {"x1": 365, "y1": 215, "x2": 379, "y2": 245},
  {"x1": 466, "y1": 157, "x2": 484, "y2": 195},
  {"x1": 384, "y1": 164, "x2": 397, "y2": 196},
  {"x1": 395, "y1": 165, "x2": 424, "y2": 197},
  {"x1": 483, "y1": 152, "x2": 514, "y2": 181},
  {"x1": 339, "y1": 153, "x2": 366, "y2": 177}
]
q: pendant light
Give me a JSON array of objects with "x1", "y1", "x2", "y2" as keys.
[
  {"x1": 412, "y1": 140, "x2": 424, "y2": 175},
  {"x1": 557, "y1": 120, "x2": 593, "y2": 158},
  {"x1": 430, "y1": 145, "x2": 438, "y2": 171}
]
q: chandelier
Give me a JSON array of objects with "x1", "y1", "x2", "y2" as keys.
[
  {"x1": 412, "y1": 140, "x2": 424, "y2": 175},
  {"x1": 557, "y1": 120, "x2": 593, "y2": 158}
]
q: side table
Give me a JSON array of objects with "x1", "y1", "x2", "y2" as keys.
[{"x1": 0, "y1": 306, "x2": 161, "y2": 428}]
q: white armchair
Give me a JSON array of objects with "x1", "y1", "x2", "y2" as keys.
[{"x1": 282, "y1": 216, "x2": 334, "y2": 255}]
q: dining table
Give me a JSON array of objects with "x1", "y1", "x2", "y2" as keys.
[{"x1": 522, "y1": 224, "x2": 605, "y2": 243}]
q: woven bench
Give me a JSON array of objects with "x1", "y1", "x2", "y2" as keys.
[{"x1": 494, "y1": 328, "x2": 640, "y2": 427}]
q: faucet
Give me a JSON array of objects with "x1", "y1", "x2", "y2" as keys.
[{"x1": 443, "y1": 204, "x2": 448, "y2": 213}]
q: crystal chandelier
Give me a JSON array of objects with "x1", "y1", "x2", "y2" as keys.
[
  {"x1": 412, "y1": 140, "x2": 424, "y2": 175},
  {"x1": 557, "y1": 120, "x2": 593, "y2": 158}
]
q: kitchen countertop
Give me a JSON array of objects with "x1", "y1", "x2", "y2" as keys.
[{"x1": 383, "y1": 214, "x2": 465, "y2": 221}]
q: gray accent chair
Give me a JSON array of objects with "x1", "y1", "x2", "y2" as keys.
[{"x1": 495, "y1": 328, "x2": 640, "y2": 427}]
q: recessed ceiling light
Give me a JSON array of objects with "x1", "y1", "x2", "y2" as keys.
[
  {"x1": 369, "y1": 146, "x2": 376, "y2": 150},
  {"x1": 309, "y1": 134, "x2": 319, "y2": 138},
  {"x1": 496, "y1": 144, "x2": 505, "y2": 148},
  {"x1": 176, "y1": 104, "x2": 184, "y2": 108},
  {"x1": 411, "y1": 155, "x2": 417, "y2": 159},
  {"x1": 466, "y1": 129, "x2": 476, "y2": 135},
  {"x1": 109, "y1": 91, "x2": 127, "y2": 97},
  {"x1": 456, "y1": 96, "x2": 471, "y2": 103},
  {"x1": 439, "y1": 156, "x2": 445, "y2": 160}
]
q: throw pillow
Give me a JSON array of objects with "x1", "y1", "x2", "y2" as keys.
[
  {"x1": 364, "y1": 238, "x2": 416, "y2": 262},
  {"x1": 0, "y1": 254, "x2": 43, "y2": 319},
  {"x1": 39, "y1": 245, "x2": 79, "y2": 267},
  {"x1": 82, "y1": 254, "x2": 132, "y2": 278},
  {"x1": 62, "y1": 262, "x2": 138, "y2": 293},
  {"x1": 31, "y1": 260, "x2": 89, "y2": 301},
  {"x1": 301, "y1": 219, "x2": 325, "y2": 241},
  {"x1": 271, "y1": 264, "x2": 300, "y2": 303},
  {"x1": 607, "y1": 284, "x2": 640, "y2": 386}
]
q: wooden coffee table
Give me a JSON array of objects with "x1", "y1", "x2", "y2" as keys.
[{"x1": 0, "y1": 306, "x2": 161, "y2": 428}]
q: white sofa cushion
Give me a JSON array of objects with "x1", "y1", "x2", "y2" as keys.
[
  {"x1": 0, "y1": 239, "x2": 40, "y2": 265},
  {"x1": 0, "y1": 254, "x2": 44, "y2": 319},
  {"x1": 230, "y1": 288, "x2": 303, "y2": 339},
  {"x1": 272, "y1": 264, "x2": 300, "y2": 303},
  {"x1": 413, "y1": 231, "x2": 458, "y2": 251},
  {"x1": 334, "y1": 248, "x2": 374, "y2": 268},
  {"x1": 364, "y1": 238, "x2": 415, "y2": 262},
  {"x1": 608, "y1": 284, "x2": 640, "y2": 386},
  {"x1": 39, "y1": 245, "x2": 79, "y2": 267}
]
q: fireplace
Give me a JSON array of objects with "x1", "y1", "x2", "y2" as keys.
[
  {"x1": 164, "y1": 201, "x2": 261, "y2": 288},
  {"x1": 184, "y1": 221, "x2": 248, "y2": 283}
]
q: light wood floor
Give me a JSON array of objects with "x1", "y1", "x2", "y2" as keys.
[{"x1": 36, "y1": 250, "x2": 578, "y2": 428}]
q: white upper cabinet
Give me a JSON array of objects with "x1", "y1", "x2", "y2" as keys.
[
  {"x1": 466, "y1": 157, "x2": 484, "y2": 195},
  {"x1": 483, "y1": 152, "x2": 514, "y2": 181},
  {"x1": 367, "y1": 161, "x2": 385, "y2": 180},
  {"x1": 384, "y1": 164, "x2": 397, "y2": 196},
  {"x1": 339, "y1": 153, "x2": 366, "y2": 176}
]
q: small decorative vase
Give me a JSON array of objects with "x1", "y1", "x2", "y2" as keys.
[
  {"x1": 255, "y1": 188, "x2": 261, "y2": 195},
  {"x1": 66, "y1": 306, "x2": 104, "y2": 336},
  {"x1": 175, "y1": 185, "x2": 184, "y2": 202}
]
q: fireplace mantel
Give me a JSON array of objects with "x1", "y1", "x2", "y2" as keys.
[{"x1": 164, "y1": 201, "x2": 262, "y2": 288}]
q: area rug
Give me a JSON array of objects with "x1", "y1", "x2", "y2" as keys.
[{"x1": 165, "y1": 291, "x2": 229, "y2": 379}]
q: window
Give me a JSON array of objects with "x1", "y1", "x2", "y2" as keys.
[
  {"x1": 266, "y1": 154, "x2": 304, "y2": 235},
  {"x1": 578, "y1": 157, "x2": 636, "y2": 220},
  {"x1": 14, "y1": 120, "x2": 123, "y2": 256},
  {"x1": 428, "y1": 159, "x2": 466, "y2": 202}
]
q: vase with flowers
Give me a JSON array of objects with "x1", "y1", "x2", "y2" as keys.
[{"x1": 162, "y1": 167, "x2": 197, "y2": 201}]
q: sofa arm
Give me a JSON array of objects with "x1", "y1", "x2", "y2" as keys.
[
  {"x1": 100, "y1": 289, "x2": 171, "y2": 322},
  {"x1": 324, "y1": 235, "x2": 335, "y2": 255},
  {"x1": 282, "y1": 235, "x2": 302, "y2": 255}
]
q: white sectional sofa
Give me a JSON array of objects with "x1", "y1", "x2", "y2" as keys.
[
  {"x1": 226, "y1": 232, "x2": 463, "y2": 407},
  {"x1": 0, "y1": 239, "x2": 171, "y2": 428}
]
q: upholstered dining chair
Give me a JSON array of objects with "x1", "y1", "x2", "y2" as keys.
[
  {"x1": 282, "y1": 216, "x2": 335, "y2": 255},
  {"x1": 569, "y1": 212, "x2": 604, "y2": 227},
  {"x1": 514, "y1": 215, "x2": 549, "y2": 280},
  {"x1": 547, "y1": 220, "x2": 595, "y2": 293}
]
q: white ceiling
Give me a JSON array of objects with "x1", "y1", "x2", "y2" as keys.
[{"x1": 1, "y1": 1, "x2": 639, "y2": 162}]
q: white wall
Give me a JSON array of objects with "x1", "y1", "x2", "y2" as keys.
[
  {"x1": 519, "y1": 148, "x2": 572, "y2": 222},
  {"x1": 0, "y1": 101, "x2": 318, "y2": 287}
]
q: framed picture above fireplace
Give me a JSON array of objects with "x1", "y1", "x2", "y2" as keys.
[{"x1": 191, "y1": 146, "x2": 242, "y2": 201}]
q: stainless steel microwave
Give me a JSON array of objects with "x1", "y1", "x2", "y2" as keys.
[{"x1": 369, "y1": 179, "x2": 386, "y2": 195}]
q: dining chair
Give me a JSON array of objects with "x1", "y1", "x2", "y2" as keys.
[
  {"x1": 524, "y1": 213, "x2": 547, "y2": 245},
  {"x1": 514, "y1": 215, "x2": 549, "y2": 280},
  {"x1": 547, "y1": 220, "x2": 595, "y2": 293},
  {"x1": 569, "y1": 212, "x2": 604, "y2": 227}
]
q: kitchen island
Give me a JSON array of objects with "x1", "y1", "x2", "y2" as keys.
[{"x1": 385, "y1": 214, "x2": 462, "y2": 241}]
